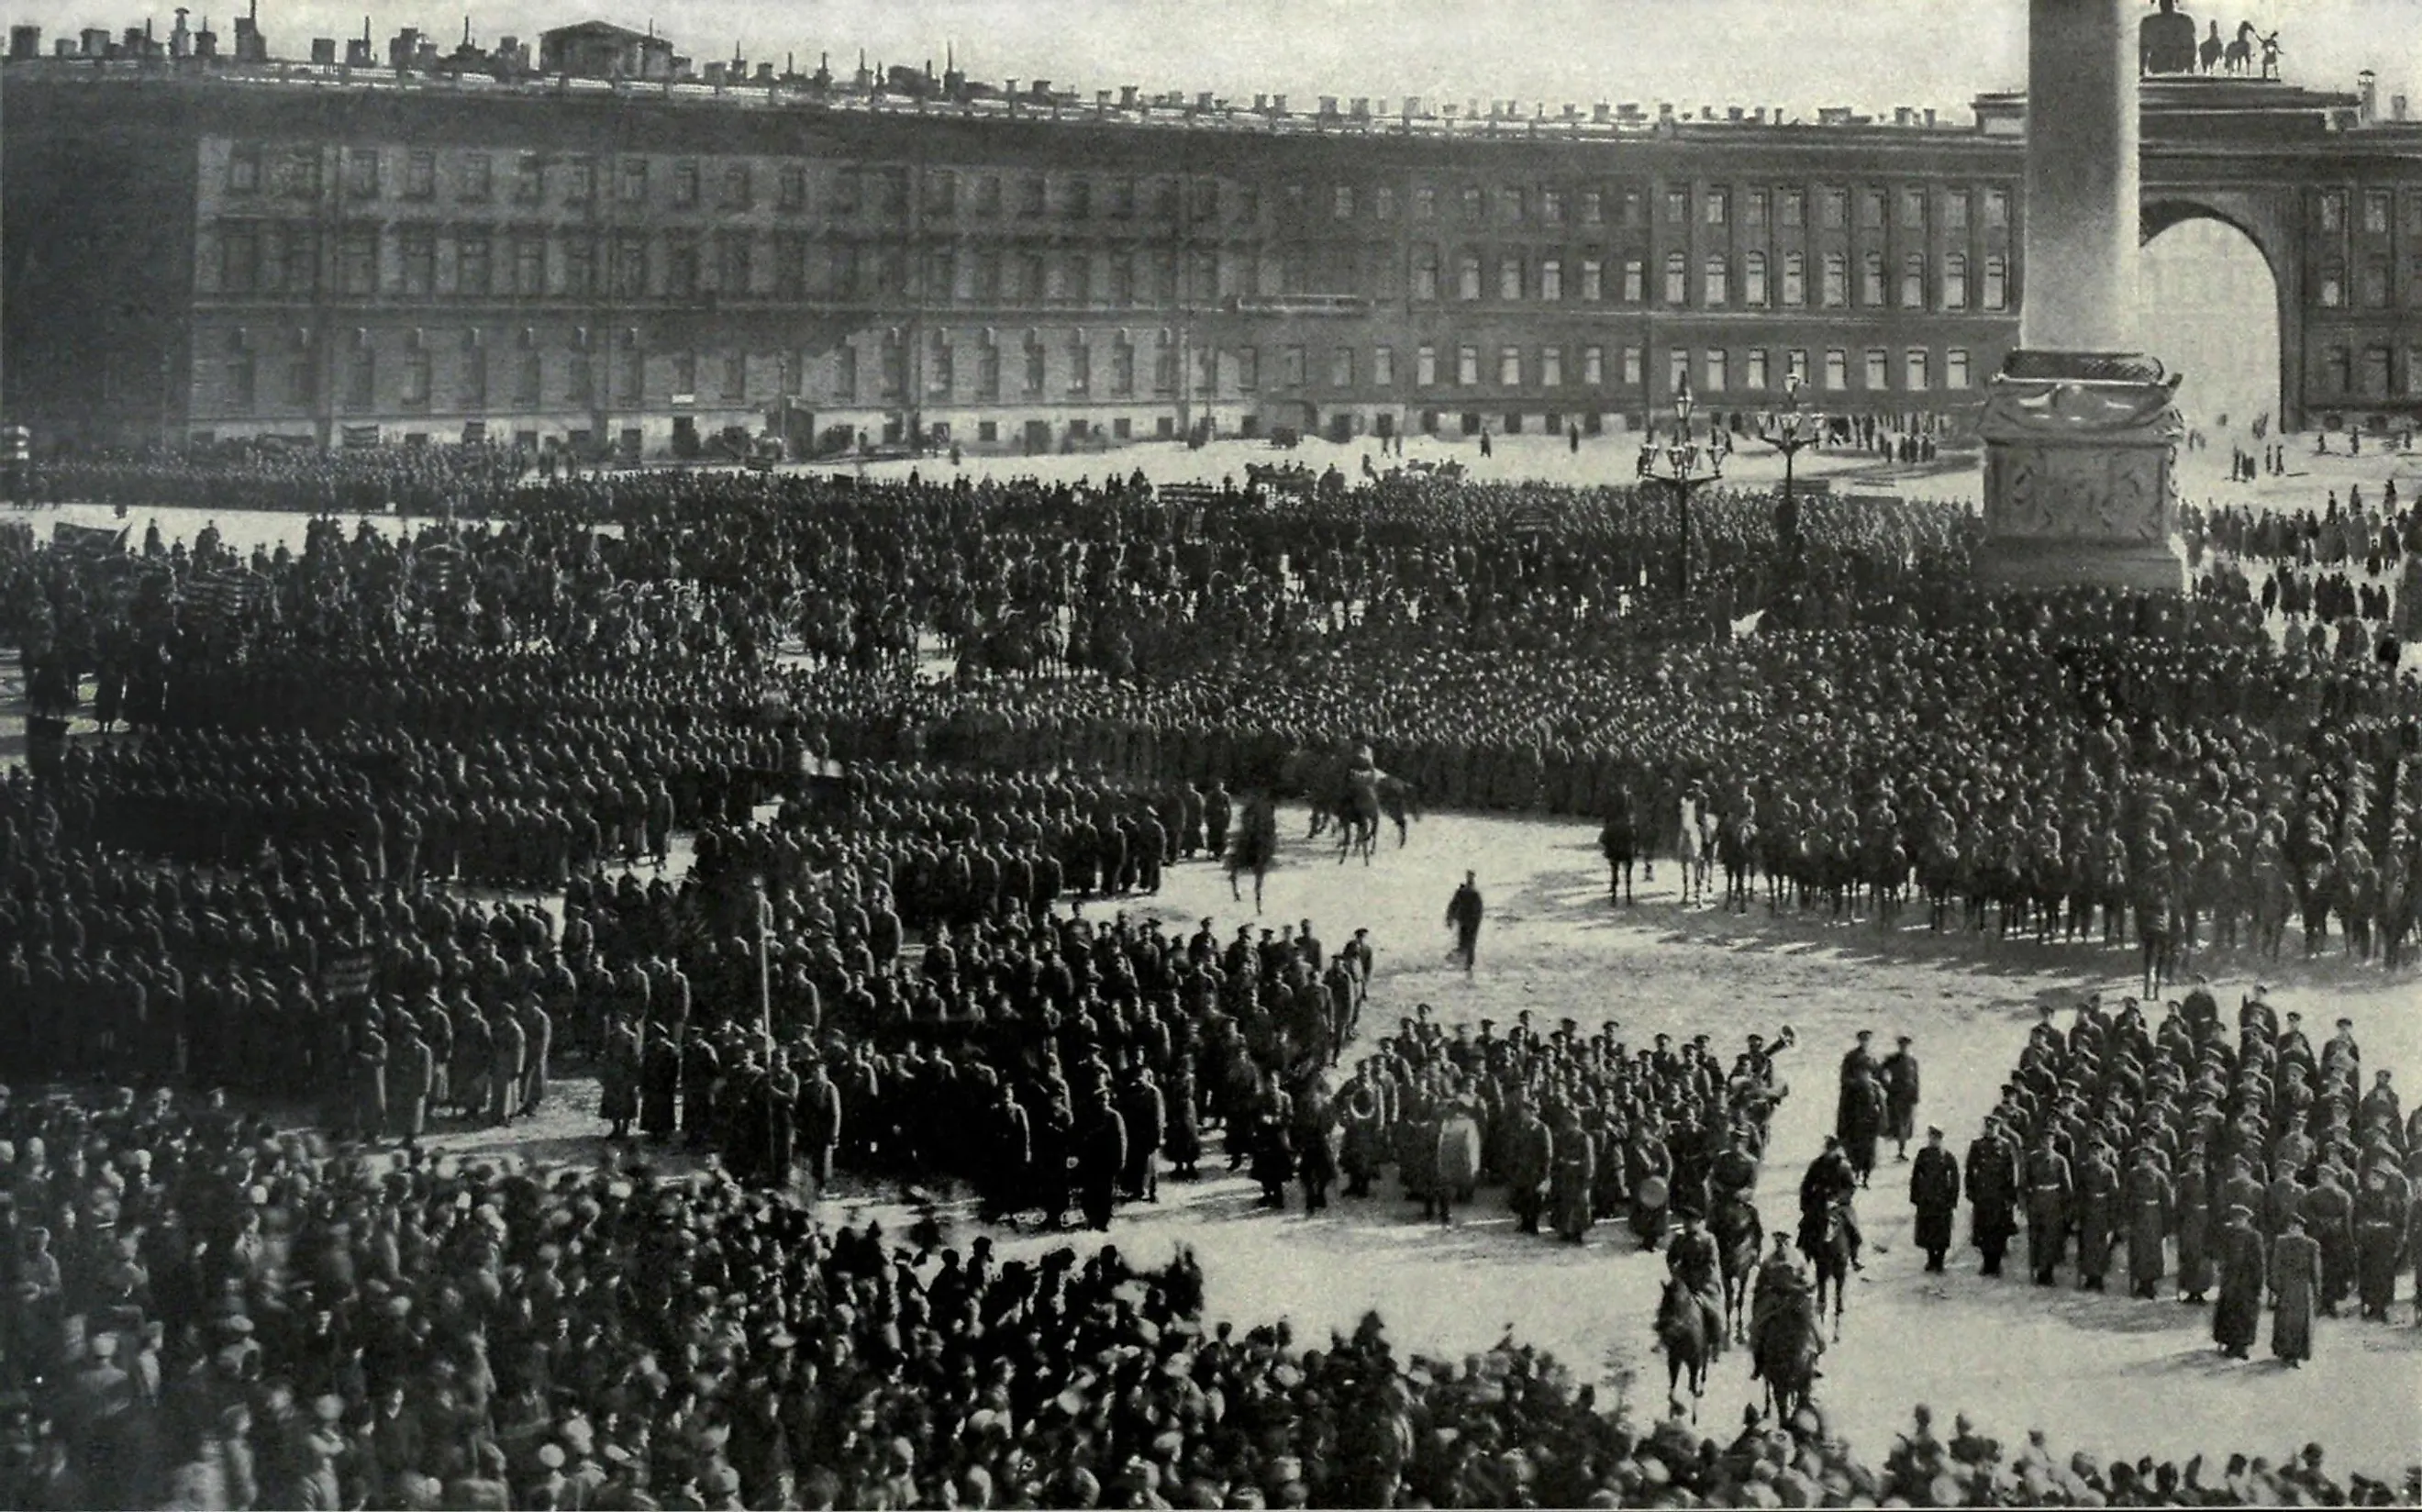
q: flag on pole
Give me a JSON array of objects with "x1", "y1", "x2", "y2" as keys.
[{"x1": 53, "y1": 523, "x2": 128, "y2": 558}]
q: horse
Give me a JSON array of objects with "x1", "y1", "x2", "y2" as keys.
[
  {"x1": 2223, "y1": 20, "x2": 2253, "y2": 75},
  {"x1": 1717, "y1": 816, "x2": 1758, "y2": 915},
  {"x1": 1799, "y1": 1203, "x2": 1854, "y2": 1341},
  {"x1": 1655, "y1": 1276, "x2": 1713, "y2": 1419},
  {"x1": 1750, "y1": 1286, "x2": 1823, "y2": 1426},
  {"x1": 1676, "y1": 795, "x2": 1707, "y2": 906},
  {"x1": 1919, "y1": 832, "x2": 1963, "y2": 933},
  {"x1": 1761, "y1": 823, "x2": 1800, "y2": 915},
  {"x1": 1327, "y1": 772, "x2": 1382, "y2": 866},
  {"x1": 1599, "y1": 800, "x2": 1639, "y2": 906},
  {"x1": 1712, "y1": 1194, "x2": 1764, "y2": 1342},
  {"x1": 1226, "y1": 793, "x2": 1280, "y2": 912}
]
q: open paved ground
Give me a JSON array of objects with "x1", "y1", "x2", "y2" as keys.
[
  {"x1": 7, "y1": 468, "x2": 2422, "y2": 1476},
  {"x1": 936, "y1": 811, "x2": 2422, "y2": 1477},
  {"x1": 288, "y1": 810, "x2": 2422, "y2": 1478}
]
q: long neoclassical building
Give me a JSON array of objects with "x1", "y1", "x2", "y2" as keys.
[{"x1": 5, "y1": 14, "x2": 2421, "y2": 455}]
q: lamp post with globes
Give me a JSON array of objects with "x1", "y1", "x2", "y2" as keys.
[
  {"x1": 1755, "y1": 372, "x2": 1822, "y2": 574},
  {"x1": 1636, "y1": 376, "x2": 1722, "y2": 604}
]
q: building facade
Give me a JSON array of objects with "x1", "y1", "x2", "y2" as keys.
[{"x1": 3, "y1": 30, "x2": 2417, "y2": 454}]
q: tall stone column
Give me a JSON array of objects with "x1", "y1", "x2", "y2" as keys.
[
  {"x1": 1977, "y1": 0, "x2": 2189, "y2": 594},
  {"x1": 2024, "y1": 0, "x2": 2138, "y2": 352}
]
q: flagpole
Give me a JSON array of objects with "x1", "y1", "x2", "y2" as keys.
[{"x1": 752, "y1": 876, "x2": 773, "y2": 1049}]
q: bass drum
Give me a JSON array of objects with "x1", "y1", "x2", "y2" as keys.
[{"x1": 1635, "y1": 1174, "x2": 1671, "y2": 1211}]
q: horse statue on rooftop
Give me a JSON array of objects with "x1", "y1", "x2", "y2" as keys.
[{"x1": 2223, "y1": 20, "x2": 2255, "y2": 75}]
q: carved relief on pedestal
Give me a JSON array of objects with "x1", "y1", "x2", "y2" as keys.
[
  {"x1": 1985, "y1": 444, "x2": 2172, "y2": 543},
  {"x1": 1979, "y1": 363, "x2": 2184, "y2": 546}
]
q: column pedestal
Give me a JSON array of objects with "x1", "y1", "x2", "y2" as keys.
[{"x1": 1976, "y1": 350, "x2": 2190, "y2": 594}]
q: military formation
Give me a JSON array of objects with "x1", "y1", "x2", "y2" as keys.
[
  {"x1": 1, "y1": 439, "x2": 2421, "y2": 1504},
  {"x1": 12, "y1": 1084, "x2": 2411, "y2": 1510},
  {"x1": 1941, "y1": 984, "x2": 2422, "y2": 1369}
]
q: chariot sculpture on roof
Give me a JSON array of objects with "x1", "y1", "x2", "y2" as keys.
[{"x1": 2141, "y1": 4, "x2": 2279, "y2": 81}]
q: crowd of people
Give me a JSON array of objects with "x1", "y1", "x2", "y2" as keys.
[
  {"x1": 18, "y1": 442, "x2": 537, "y2": 517},
  {"x1": 1, "y1": 1084, "x2": 2414, "y2": 1510},
  {"x1": 5, "y1": 440, "x2": 2422, "y2": 1503},
  {"x1": 1932, "y1": 984, "x2": 2422, "y2": 1362}
]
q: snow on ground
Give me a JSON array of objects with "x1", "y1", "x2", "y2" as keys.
[
  {"x1": 9, "y1": 472, "x2": 2422, "y2": 1475},
  {"x1": 917, "y1": 807, "x2": 2422, "y2": 1478},
  {"x1": 352, "y1": 805, "x2": 2422, "y2": 1474}
]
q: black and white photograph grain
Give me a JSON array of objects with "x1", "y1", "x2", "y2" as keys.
[{"x1": 0, "y1": 0, "x2": 2417, "y2": 1505}]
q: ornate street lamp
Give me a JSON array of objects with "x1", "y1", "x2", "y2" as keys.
[
  {"x1": 1755, "y1": 372, "x2": 1822, "y2": 572},
  {"x1": 1638, "y1": 376, "x2": 1722, "y2": 603}
]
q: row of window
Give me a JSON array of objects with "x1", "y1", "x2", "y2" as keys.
[
  {"x1": 209, "y1": 220, "x2": 2017, "y2": 315},
  {"x1": 206, "y1": 143, "x2": 2422, "y2": 259},
  {"x1": 1248, "y1": 341, "x2": 1977, "y2": 395},
  {"x1": 1325, "y1": 181, "x2": 2010, "y2": 236},
  {"x1": 221, "y1": 141, "x2": 1246, "y2": 222},
  {"x1": 220, "y1": 141, "x2": 2022, "y2": 243},
  {"x1": 1413, "y1": 247, "x2": 2009, "y2": 311},
  {"x1": 219, "y1": 348, "x2": 652, "y2": 412},
  {"x1": 211, "y1": 224, "x2": 1242, "y2": 304},
  {"x1": 2317, "y1": 343, "x2": 2422, "y2": 399},
  {"x1": 2314, "y1": 189, "x2": 2422, "y2": 239},
  {"x1": 213, "y1": 327, "x2": 767, "y2": 412},
  {"x1": 205, "y1": 323, "x2": 1983, "y2": 416},
  {"x1": 2308, "y1": 260, "x2": 2422, "y2": 311}
]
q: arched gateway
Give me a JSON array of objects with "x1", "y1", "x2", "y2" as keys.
[{"x1": 2138, "y1": 189, "x2": 2301, "y2": 432}]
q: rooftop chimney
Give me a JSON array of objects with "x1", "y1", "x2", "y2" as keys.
[
  {"x1": 233, "y1": 0, "x2": 263, "y2": 61},
  {"x1": 1119, "y1": 84, "x2": 1137, "y2": 108},
  {"x1": 171, "y1": 8, "x2": 191, "y2": 58},
  {"x1": 2395, "y1": 94, "x2": 2409, "y2": 122},
  {"x1": 2358, "y1": 69, "x2": 2378, "y2": 123},
  {"x1": 9, "y1": 24, "x2": 41, "y2": 59}
]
